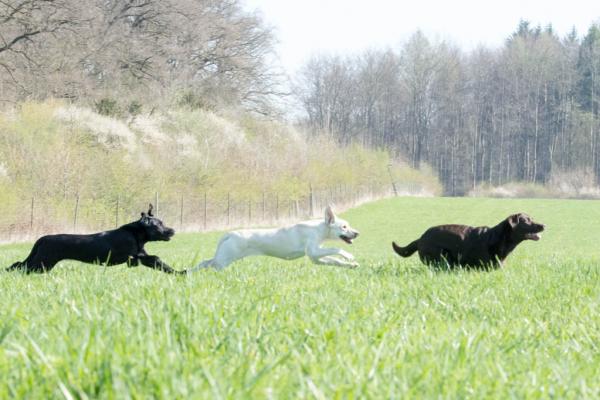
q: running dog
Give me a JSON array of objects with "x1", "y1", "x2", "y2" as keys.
[
  {"x1": 189, "y1": 205, "x2": 359, "y2": 271},
  {"x1": 392, "y1": 212, "x2": 545, "y2": 269},
  {"x1": 7, "y1": 204, "x2": 183, "y2": 274}
]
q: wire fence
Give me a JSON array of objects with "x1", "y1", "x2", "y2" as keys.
[{"x1": 0, "y1": 182, "x2": 429, "y2": 243}]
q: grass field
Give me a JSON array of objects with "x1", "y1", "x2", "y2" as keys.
[{"x1": 1, "y1": 197, "x2": 600, "y2": 399}]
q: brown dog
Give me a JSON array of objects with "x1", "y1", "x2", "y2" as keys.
[{"x1": 392, "y1": 213, "x2": 545, "y2": 269}]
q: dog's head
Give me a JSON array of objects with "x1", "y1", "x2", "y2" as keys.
[
  {"x1": 506, "y1": 212, "x2": 545, "y2": 242},
  {"x1": 324, "y1": 205, "x2": 359, "y2": 244},
  {"x1": 139, "y1": 204, "x2": 175, "y2": 241}
]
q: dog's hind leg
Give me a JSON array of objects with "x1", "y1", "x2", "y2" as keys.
[
  {"x1": 189, "y1": 234, "x2": 244, "y2": 272},
  {"x1": 6, "y1": 240, "x2": 47, "y2": 272},
  {"x1": 11, "y1": 259, "x2": 58, "y2": 273},
  {"x1": 190, "y1": 254, "x2": 237, "y2": 272}
]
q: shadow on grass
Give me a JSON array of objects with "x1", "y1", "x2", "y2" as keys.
[{"x1": 366, "y1": 259, "x2": 510, "y2": 278}]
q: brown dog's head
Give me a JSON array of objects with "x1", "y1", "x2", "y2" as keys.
[{"x1": 507, "y1": 213, "x2": 545, "y2": 241}]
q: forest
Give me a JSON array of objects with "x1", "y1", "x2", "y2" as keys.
[
  {"x1": 297, "y1": 21, "x2": 600, "y2": 194},
  {"x1": 1, "y1": 1, "x2": 600, "y2": 195}
]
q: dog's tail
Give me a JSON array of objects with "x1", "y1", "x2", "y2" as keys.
[
  {"x1": 6, "y1": 261, "x2": 23, "y2": 272},
  {"x1": 392, "y1": 240, "x2": 419, "y2": 257},
  {"x1": 188, "y1": 259, "x2": 214, "y2": 274}
]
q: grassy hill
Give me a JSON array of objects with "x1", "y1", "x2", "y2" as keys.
[
  {"x1": 0, "y1": 102, "x2": 440, "y2": 237},
  {"x1": 1, "y1": 197, "x2": 599, "y2": 398}
]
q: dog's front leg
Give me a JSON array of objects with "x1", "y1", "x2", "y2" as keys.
[
  {"x1": 337, "y1": 249, "x2": 355, "y2": 261},
  {"x1": 308, "y1": 245, "x2": 355, "y2": 261},
  {"x1": 307, "y1": 245, "x2": 358, "y2": 268},
  {"x1": 127, "y1": 256, "x2": 140, "y2": 268},
  {"x1": 312, "y1": 256, "x2": 358, "y2": 268},
  {"x1": 138, "y1": 255, "x2": 184, "y2": 274}
]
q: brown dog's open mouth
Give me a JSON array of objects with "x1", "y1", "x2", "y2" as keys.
[
  {"x1": 340, "y1": 235, "x2": 354, "y2": 244},
  {"x1": 525, "y1": 230, "x2": 544, "y2": 241}
]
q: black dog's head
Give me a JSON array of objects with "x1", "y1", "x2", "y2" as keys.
[
  {"x1": 507, "y1": 213, "x2": 545, "y2": 242},
  {"x1": 140, "y1": 204, "x2": 175, "y2": 241}
]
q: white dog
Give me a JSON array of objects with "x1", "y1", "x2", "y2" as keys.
[{"x1": 189, "y1": 205, "x2": 359, "y2": 272}]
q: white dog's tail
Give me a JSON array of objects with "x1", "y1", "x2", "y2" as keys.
[
  {"x1": 188, "y1": 233, "x2": 234, "y2": 273},
  {"x1": 188, "y1": 258, "x2": 214, "y2": 273}
]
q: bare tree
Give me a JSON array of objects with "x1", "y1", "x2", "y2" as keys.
[{"x1": 295, "y1": 21, "x2": 598, "y2": 195}]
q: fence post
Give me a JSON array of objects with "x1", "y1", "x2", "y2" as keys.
[
  {"x1": 309, "y1": 184, "x2": 314, "y2": 217},
  {"x1": 248, "y1": 198, "x2": 251, "y2": 224},
  {"x1": 73, "y1": 193, "x2": 80, "y2": 231},
  {"x1": 30, "y1": 197, "x2": 34, "y2": 233},
  {"x1": 388, "y1": 164, "x2": 398, "y2": 197},
  {"x1": 203, "y1": 192, "x2": 207, "y2": 231},
  {"x1": 262, "y1": 192, "x2": 266, "y2": 221},
  {"x1": 180, "y1": 193, "x2": 184, "y2": 230},
  {"x1": 155, "y1": 191, "x2": 159, "y2": 215},
  {"x1": 275, "y1": 195, "x2": 279, "y2": 221}
]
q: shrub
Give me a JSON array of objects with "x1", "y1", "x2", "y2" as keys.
[
  {"x1": 94, "y1": 98, "x2": 120, "y2": 117},
  {"x1": 127, "y1": 101, "x2": 143, "y2": 117},
  {"x1": 0, "y1": 100, "x2": 441, "y2": 233}
]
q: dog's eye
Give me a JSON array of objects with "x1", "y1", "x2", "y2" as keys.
[{"x1": 343, "y1": 225, "x2": 347, "y2": 229}]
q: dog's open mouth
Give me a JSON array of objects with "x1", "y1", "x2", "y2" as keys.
[
  {"x1": 525, "y1": 228, "x2": 544, "y2": 241},
  {"x1": 525, "y1": 233, "x2": 541, "y2": 241},
  {"x1": 163, "y1": 230, "x2": 175, "y2": 241},
  {"x1": 340, "y1": 235, "x2": 354, "y2": 244}
]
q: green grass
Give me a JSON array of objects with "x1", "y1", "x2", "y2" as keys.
[{"x1": 1, "y1": 197, "x2": 599, "y2": 398}]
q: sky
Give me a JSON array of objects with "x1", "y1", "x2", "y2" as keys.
[{"x1": 244, "y1": 0, "x2": 600, "y2": 75}]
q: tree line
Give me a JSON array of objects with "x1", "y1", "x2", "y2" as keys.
[
  {"x1": 295, "y1": 21, "x2": 600, "y2": 194},
  {"x1": 3, "y1": 3, "x2": 600, "y2": 195}
]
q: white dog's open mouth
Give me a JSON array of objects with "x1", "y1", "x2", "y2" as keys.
[{"x1": 340, "y1": 235, "x2": 354, "y2": 244}]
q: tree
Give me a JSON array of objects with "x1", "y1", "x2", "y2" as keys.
[
  {"x1": 577, "y1": 23, "x2": 600, "y2": 182},
  {"x1": 0, "y1": 0, "x2": 281, "y2": 113}
]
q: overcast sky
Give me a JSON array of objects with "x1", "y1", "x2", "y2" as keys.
[{"x1": 244, "y1": 0, "x2": 600, "y2": 74}]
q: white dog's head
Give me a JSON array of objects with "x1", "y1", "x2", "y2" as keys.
[{"x1": 324, "y1": 205, "x2": 360, "y2": 244}]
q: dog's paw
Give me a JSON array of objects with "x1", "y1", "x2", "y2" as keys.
[
  {"x1": 349, "y1": 261, "x2": 359, "y2": 269},
  {"x1": 340, "y1": 250, "x2": 355, "y2": 261}
]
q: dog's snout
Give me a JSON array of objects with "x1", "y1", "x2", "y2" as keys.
[{"x1": 353, "y1": 230, "x2": 360, "y2": 238}]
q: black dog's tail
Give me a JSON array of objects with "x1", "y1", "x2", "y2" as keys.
[
  {"x1": 392, "y1": 240, "x2": 419, "y2": 257},
  {"x1": 6, "y1": 261, "x2": 23, "y2": 271}
]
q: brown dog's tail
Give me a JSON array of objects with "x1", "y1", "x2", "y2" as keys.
[{"x1": 392, "y1": 240, "x2": 419, "y2": 257}]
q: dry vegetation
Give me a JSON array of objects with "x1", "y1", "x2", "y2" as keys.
[{"x1": 0, "y1": 101, "x2": 441, "y2": 233}]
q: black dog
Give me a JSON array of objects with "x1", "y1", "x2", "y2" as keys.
[
  {"x1": 7, "y1": 204, "x2": 182, "y2": 274},
  {"x1": 392, "y1": 213, "x2": 545, "y2": 269}
]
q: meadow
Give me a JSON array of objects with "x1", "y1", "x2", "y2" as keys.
[{"x1": 1, "y1": 196, "x2": 599, "y2": 399}]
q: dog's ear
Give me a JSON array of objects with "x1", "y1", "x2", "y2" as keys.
[
  {"x1": 324, "y1": 204, "x2": 336, "y2": 224},
  {"x1": 148, "y1": 203, "x2": 154, "y2": 217},
  {"x1": 507, "y1": 214, "x2": 519, "y2": 228}
]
